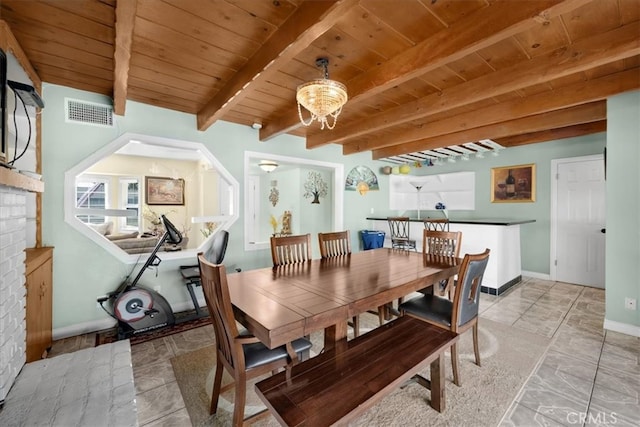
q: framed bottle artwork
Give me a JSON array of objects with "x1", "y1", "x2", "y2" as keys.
[{"x1": 491, "y1": 164, "x2": 536, "y2": 203}]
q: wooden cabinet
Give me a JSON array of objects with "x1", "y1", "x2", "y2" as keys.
[{"x1": 25, "y1": 247, "x2": 53, "y2": 362}]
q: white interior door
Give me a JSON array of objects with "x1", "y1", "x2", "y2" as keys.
[{"x1": 552, "y1": 155, "x2": 606, "y2": 287}]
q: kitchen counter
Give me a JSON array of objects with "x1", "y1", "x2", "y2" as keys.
[
  {"x1": 365, "y1": 217, "x2": 536, "y2": 295},
  {"x1": 366, "y1": 217, "x2": 535, "y2": 226}
]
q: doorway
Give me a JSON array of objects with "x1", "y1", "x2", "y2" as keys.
[{"x1": 550, "y1": 154, "x2": 606, "y2": 287}]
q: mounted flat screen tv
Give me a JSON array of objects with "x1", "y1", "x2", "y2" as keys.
[{"x1": 0, "y1": 48, "x2": 7, "y2": 165}]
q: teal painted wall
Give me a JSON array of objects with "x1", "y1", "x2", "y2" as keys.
[
  {"x1": 41, "y1": 84, "x2": 382, "y2": 330},
  {"x1": 605, "y1": 90, "x2": 640, "y2": 329},
  {"x1": 376, "y1": 134, "x2": 606, "y2": 275},
  {"x1": 41, "y1": 83, "x2": 610, "y2": 331}
]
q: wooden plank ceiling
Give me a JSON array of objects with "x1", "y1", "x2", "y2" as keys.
[{"x1": 1, "y1": 0, "x2": 638, "y2": 162}]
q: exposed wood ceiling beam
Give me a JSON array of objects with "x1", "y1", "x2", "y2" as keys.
[
  {"x1": 0, "y1": 20, "x2": 41, "y2": 90},
  {"x1": 494, "y1": 121, "x2": 607, "y2": 147},
  {"x1": 372, "y1": 102, "x2": 606, "y2": 159},
  {"x1": 344, "y1": 68, "x2": 640, "y2": 154},
  {"x1": 196, "y1": 0, "x2": 359, "y2": 132},
  {"x1": 310, "y1": 22, "x2": 640, "y2": 150},
  {"x1": 261, "y1": 0, "x2": 593, "y2": 142},
  {"x1": 113, "y1": 0, "x2": 137, "y2": 116}
]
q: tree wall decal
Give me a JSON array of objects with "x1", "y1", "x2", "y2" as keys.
[{"x1": 303, "y1": 171, "x2": 328, "y2": 204}]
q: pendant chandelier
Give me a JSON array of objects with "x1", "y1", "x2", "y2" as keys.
[{"x1": 296, "y1": 57, "x2": 348, "y2": 130}]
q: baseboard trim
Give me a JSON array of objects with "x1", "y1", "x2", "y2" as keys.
[
  {"x1": 481, "y1": 275, "x2": 522, "y2": 296},
  {"x1": 53, "y1": 318, "x2": 117, "y2": 340},
  {"x1": 603, "y1": 319, "x2": 640, "y2": 337},
  {"x1": 52, "y1": 300, "x2": 203, "y2": 340},
  {"x1": 522, "y1": 270, "x2": 551, "y2": 280}
]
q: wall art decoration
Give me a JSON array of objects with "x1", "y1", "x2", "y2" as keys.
[
  {"x1": 281, "y1": 210, "x2": 292, "y2": 235},
  {"x1": 303, "y1": 171, "x2": 328, "y2": 204},
  {"x1": 345, "y1": 165, "x2": 379, "y2": 195},
  {"x1": 491, "y1": 164, "x2": 536, "y2": 203},
  {"x1": 269, "y1": 180, "x2": 279, "y2": 207},
  {"x1": 145, "y1": 176, "x2": 185, "y2": 205}
]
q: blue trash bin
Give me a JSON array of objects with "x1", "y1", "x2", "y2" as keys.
[{"x1": 360, "y1": 230, "x2": 385, "y2": 250}]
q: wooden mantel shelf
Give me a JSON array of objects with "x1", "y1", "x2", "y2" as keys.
[{"x1": 0, "y1": 167, "x2": 44, "y2": 192}]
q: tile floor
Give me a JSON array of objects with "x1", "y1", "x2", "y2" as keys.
[{"x1": 46, "y1": 277, "x2": 639, "y2": 426}]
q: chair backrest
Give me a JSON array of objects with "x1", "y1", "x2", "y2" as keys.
[
  {"x1": 452, "y1": 249, "x2": 490, "y2": 329},
  {"x1": 198, "y1": 253, "x2": 241, "y2": 370},
  {"x1": 204, "y1": 230, "x2": 229, "y2": 264},
  {"x1": 318, "y1": 230, "x2": 351, "y2": 258},
  {"x1": 423, "y1": 218, "x2": 450, "y2": 231},
  {"x1": 270, "y1": 233, "x2": 312, "y2": 266},
  {"x1": 422, "y1": 229, "x2": 462, "y2": 257},
  {"x1": 387, "y1": 217, "x2": 411, "y2": 239}
]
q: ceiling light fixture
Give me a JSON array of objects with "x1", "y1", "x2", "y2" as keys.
[
  {"x1": 258, "y1": 160, "x2": 278, "y2": 173},
  {"x1": 296, "y1": 57, "x2": 348, "y2": 130}
]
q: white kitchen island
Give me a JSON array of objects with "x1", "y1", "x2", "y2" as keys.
[{"x1": 365, "y1": 217, "x2": 535, "y2": 295}]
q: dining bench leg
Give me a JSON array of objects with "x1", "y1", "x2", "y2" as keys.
[
  {"x1": 408, "y1": 351, "x2": 446, "y2": 412},
  {"x1": 430, "y1": 353, "x2": 445, "y2": 412}
]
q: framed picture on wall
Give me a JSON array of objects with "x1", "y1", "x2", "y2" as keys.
[
  {"x1": 145, "y1": 176, "x2": 185, "y2": 205},
  {"x1": 491, "y1": 164, "x2": 536, "y2": 203}
]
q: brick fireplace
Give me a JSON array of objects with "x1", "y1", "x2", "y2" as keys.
[{"x1": 0, "y1": 184, "x2": 27, "y2": 403}]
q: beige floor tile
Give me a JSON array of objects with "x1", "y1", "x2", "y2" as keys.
[
  {"x1": 140, "y1": 408, "x2": 191, "y2": 427},
  {"x1": 537, "y1": 349, "x2": 598, "y2": 383},
  {"x1": 132, "y1": 358, "x2": 177, "y2": 394},
  {"x1": 604, "y1": 331, "x2": 640, "y2": 355},
  {"x1": 131, "y1": 337, "x2": 176, "y2": 367},
  {"x1": 480, "y1": 304, "x2": 522, "y2": 325},
  {"x1": 512, "y1": 318, "x2": 561, "y2": 338},
  {"x1": 520, "y1": 278, "x2": 555, "y2": 291},
  {"x1": 589, "y1": 383, "x2": 640, "y2": 426},
  {"x1": 595, "y1": 365, "x2": 640, "y2": 398},
  {"x1": 502, "y1": 286, "x2": 546, "y2": 302},
  {"x1": 550, "y1": 329, "x2": 604, "y2": 364},
  {"x1": 135, "y1": 381, "x2": 185, "y2": 426},
  {"x1": 515, "y1": 381, "x2": 589, "y2": 426},
  {"x1": 500, "y1": 402, "x2": 569, "y2": 427}
]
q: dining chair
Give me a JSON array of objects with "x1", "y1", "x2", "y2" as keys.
[
  {"x1": 179, "y1": 230, "x2": 229, "y2": 317},
  {"x1": 318, "y1": 230, "x2": 351, "y2": 258},
  {"x1": 399, "y1": 248, "x2": 490, "y2": 387},
  {"x1": 423, "y1": 218, "x2": 450, "y2": 231},
  {"x1": 387, "y1": 217, "x2": 417, "y2": 251},
  {"x1": 318, "y1": 231, "x2": 384, "y2": 337},
  {"x1": 422, "y1": 229, "x2": 462, "y2": 298},
  {"x1": 198, "y1": 253, "x2": 312, "y2": 426},
  {"x1": 270, "y1": 233, "x2": 312, "y2": 266}
]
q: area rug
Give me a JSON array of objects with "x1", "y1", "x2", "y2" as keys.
[
  {"x1": 95, "y1": 310, "x2": 211, "y2": 346},
  {"x1": 171, "y1": 317, "x2": 551, "y2": 427}
]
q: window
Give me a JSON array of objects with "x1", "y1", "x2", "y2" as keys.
[
  {"x1": 75, "y1": 176, "x2": 108, "y2": 224},
  {"x1": 120, "y1": 178, "x2": 140, "y2": 231},
  {"x1": 64, "y1": 133, "x2": 239, "y2": 263}
]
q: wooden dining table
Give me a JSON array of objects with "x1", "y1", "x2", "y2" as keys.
[{"x1": 228, "y1": 248, "x2": 461, "y2": 351}]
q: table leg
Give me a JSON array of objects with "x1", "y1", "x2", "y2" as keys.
[
  {"x1": 430, "y1": 353, "x2": 445, "y2": 412},
  {"x1": 323, "y1": 321, "x2": 348, "y2": 352}
]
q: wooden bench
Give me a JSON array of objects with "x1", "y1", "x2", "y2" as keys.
[{"x1": 255, "y1": 316, "x2": 459, "y2": 426}]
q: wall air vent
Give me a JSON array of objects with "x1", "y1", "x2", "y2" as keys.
[{"x1": 65, "y1": 98, "x2": 113, "y2": 127}]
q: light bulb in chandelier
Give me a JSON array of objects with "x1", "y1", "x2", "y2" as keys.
[{"x1": 296, "y1": 58, "x2": 348, "y2": 130}]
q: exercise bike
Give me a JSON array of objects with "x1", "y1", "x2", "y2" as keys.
[{"x1": 97, "y1": 214, "x2": 181, "y2": 340}]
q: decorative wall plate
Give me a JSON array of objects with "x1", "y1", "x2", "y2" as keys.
[{"x1": 345, "y1": 165, "x2": 379, "y2": 195}]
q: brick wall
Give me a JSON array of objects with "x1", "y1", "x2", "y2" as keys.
[{"x1": 0, "y1": 186, "x2": 27, "y2": 403}]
